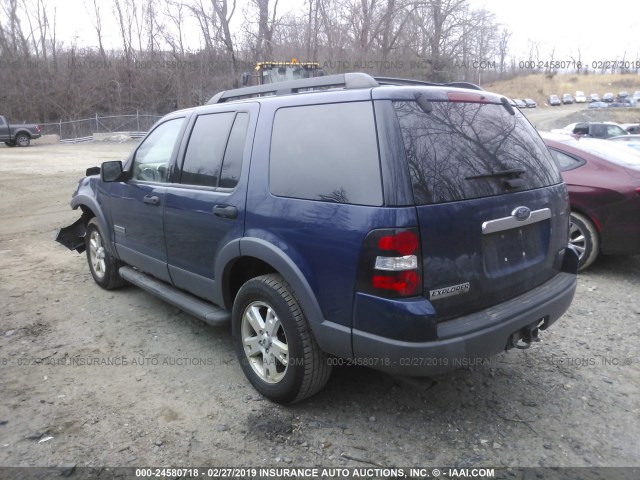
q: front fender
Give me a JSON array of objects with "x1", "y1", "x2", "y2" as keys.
[
  {"x1": 59, "y1": 176, "x2": 116, "y2": 257},
  {"x1": 70, "y1": 194, "x2": 115, "y2": 255}
]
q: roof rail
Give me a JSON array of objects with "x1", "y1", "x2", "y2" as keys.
[
  {"x1": 207, "y1": 72, "x2": 379, "y2": 104},
  {"x1": 374, "y1": 76, "x2": 484, "y2": 91}
]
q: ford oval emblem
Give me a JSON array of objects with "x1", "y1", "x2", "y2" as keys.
[{"x1": 512, "y1": 206, "x2": 531, "y2": 221}]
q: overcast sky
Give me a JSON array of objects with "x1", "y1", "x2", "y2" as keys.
[
  {"x1": 472, "y1": 0, "x2": 639, "y2": 63},
  {"x1": 49, "y1": 0, "x2": 639, "y2": 63}
]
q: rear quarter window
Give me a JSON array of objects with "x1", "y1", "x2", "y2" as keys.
[
  {"x1": 269, "y1": 102, "x2": 383, "y2": 206},
  {"x1": 393, "y1": 100, "x2": 562, "y2": 205}
]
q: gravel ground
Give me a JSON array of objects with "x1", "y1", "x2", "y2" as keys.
[{"x1": 0, "y1": 142, "x2": 638, "y2": 473}]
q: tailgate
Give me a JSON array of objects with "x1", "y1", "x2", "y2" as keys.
[
  {"x1": 417, "y1": 184, "x2": 569, "y2": 320},
  {"x1": 391, "y1": 95, "x2": 569, "y2": 321}
]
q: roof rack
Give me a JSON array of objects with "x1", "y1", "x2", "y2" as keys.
[
  {"x1": 207, "y1": 72, "x2": 380, "y2": 104},
  {"x1": 374, "y1": 76, "x2": 484, "y2": 91}
]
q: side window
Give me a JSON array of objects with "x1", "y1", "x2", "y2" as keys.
[
  {"x1": 608, "y1": 126, "x2": 625, "y2": 137},
  {"x1": 0, "y1": 117, "x2": 5, "y2": 127},
  {"x1": 590, "y1": 125, "x2": 606, "y2": 138},
  {"x1": 133, "y1": 118, "x2": 184, "y2": 182},
  {"x1": 220, "y1": 113, "x2": 249, "y2": 189},
  {"x1": 270, "y1": 102, "x2": 382, "y2": 205},
  {"x1": 180, "y1": 112, "x2": 235, "y2": 187},
  {"x1": 549, "y1": 149, "x2": 584, "y2": 171}
]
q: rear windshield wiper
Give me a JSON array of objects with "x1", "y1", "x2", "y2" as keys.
[{"x1": 465, "y1": 168, "x2": 525, "y2": 180}]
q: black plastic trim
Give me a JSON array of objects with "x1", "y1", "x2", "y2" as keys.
[{"x1": 119, "y1": 266, "x2": 230, "y2": 326}]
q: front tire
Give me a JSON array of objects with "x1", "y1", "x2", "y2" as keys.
[
  {"x1": 85, "y1": 218, "x2": 125, "y2": 289},
  {"x1": 232, "y1": 274, "x2": 332, "y2": 403},
  {"x1": 15, "y1": 133, "x2": 30, "y2": 147},
  {"x1": 569, "y1": 212, "x2": 600, "y2": 271}
]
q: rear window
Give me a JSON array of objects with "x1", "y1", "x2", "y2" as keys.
[
  {"x1": 393, "y1": 101, "x2": 562, "y2": 205},
  {"x1": 270, "y1": 102, "x2": 383, "y2": 206}
]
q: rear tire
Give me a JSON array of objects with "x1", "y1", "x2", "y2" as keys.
[
  {"x1": 232, "y1": 274, "x2": 332, "y2": 403},
  {"x1": 85, "y1": 218, "x2": 126, "y2": 289},
  {"x1": 15, "y1": 133, "x2": 30, "y2": 147},
  {"x1": 569, "y1": 212, "x2": 600, "y2": 271}
]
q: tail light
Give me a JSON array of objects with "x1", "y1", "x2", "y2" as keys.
[{"x1": 356, "y1": 228, "x2": 422, "y2": 298}]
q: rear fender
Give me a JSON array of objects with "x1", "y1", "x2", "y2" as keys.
[{"x1": 235, "y1": 237, "x2": 353, "y2": 358}]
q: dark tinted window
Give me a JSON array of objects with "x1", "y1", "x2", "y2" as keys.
[
  {"x1": 270, "y1": 102, "x2": 382, "y2": 205},
  {"x1": 393, "y1": 101, "x2": 562, "y2": 205},
  {"x1": 220, "y1": 113, "x2": 249, "y2": 188},
  {"x1": 181, "y1": 112, "x2": 235, "y2": 187}
]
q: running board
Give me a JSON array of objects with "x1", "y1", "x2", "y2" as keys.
[{"x1": 119, "y1": 266, "x2": 230, "y2": 326}]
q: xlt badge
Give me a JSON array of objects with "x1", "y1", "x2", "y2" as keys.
[{"x1": 429, "y1": 282, "x2": 471, "y2": 300}]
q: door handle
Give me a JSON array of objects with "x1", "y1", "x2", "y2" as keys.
[
  {"x1": 143, "y1": 195, "x2": 160, "y2": 206},
  {"x1": 212, "y1": 204, "x2": 238, "y2": 219}
]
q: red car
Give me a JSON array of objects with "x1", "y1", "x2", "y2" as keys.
[{"x1": 541, "y1": 133, "x2": 640, "y2": 270}]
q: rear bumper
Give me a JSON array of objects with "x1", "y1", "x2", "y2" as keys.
[{"x1": 352, "y1": 270, "x2": 577, "y2": 376}]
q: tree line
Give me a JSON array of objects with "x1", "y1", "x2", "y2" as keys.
[{"x1": 1, "y1": 0, "x2": 513, "y2": 122}]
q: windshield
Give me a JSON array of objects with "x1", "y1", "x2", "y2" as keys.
[{"x1": 261, "y1": 67, "x2": 315, "y2": 84}]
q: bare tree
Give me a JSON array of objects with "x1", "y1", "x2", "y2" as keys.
[
  {"x1": 213, "y1": 0, "x2": 240, "y2": 86},
  {"x1": 253, "y1": 0, "x2": 279, "y2": 59},
  {"x1": 87, "y1": 0, "x2": 107, "y2": 58},
  {"x1": 497, "y1": 26, "x2": 510, "y2": 77}
]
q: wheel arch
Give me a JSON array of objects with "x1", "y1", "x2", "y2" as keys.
[
  {"x1": 218, "y1": 237, "x2": 352, "y2": 357},
  {"x1": 221, "y1": 238, "x2": 323, "y2": 324},
  {"x1": 570, "y1": 206, "x2": 601, "y2": 233},
  {"x1": 70, "y1": 196, "x2": 116, "y2": 256},
  {"x1": 12, "y1": 129, "x2": 32, "y2": 139}
]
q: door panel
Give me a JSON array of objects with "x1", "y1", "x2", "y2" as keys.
[
  {"x1": 108, "y1": 116, "x2": 187, "y2": 283},
  {"x1": 164, "y1": 106, "x2": 257, "y2": 303}
]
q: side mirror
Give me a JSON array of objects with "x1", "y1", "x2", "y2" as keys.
[{"x1": 101, "y1": 160, "x2": 124, "y2": 182}]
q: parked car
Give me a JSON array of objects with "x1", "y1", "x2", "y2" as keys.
[
  {"x1": 513, "y1": 98, "x2": 527, "y2": 108},
  {"x1": 523, "y1": 98, "x2": 537, "y2": 108},
  {"x1": 589, "y1": 93, "x2": 601, "y2": 102},
  {"x1": 56, "y1": 73, "x2": 578, "y2": 403},
  {"x1": 617, "y1": 91, "x2": 629, "y2": 100},
  {"x1": 602, "y1": 92, "x2": 615, "y2": 103},
  {"x1": 609, "y1": 134, "x2": 640, "y2": 152},
  {"x1": 550, "y1": 123, "x2": 581, "y2": 135},
  {"x1": 622, "y1": 123, "x2": 640, "y2": 134},
  {"x1": 542, "y1": 133, "x2": 640, "y2": 270},
  {"x1": 0, "y1": 115, "x2": 41, "y2": 147},
  {"x1": 548, "y1": 95, "x2": 561, "y2": 106},
  {"x1": 574, "y1": 91, "x2": 587, "y2": 103},
  {"x1": 562, "y1": 93, "x2": 574, "y2": 104},
  {"x1": 633, "y1": 91, "x2": 640, "y2": 102},
  {"x1": 571, "y1": 122, "x2": 629, "y2": 139},
  {"x1": 588, "y1": 101, "x2": 609, "y2": 109},
  {"x1": 609, "y1": 98, "x2": 634, "y2": 108}
]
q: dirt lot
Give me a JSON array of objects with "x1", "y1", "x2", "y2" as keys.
[{"x1": 0, "y1": 141, "x2": 639, "y2": 472}]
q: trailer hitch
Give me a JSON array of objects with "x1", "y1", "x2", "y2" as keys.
[{"x1": 507, "y1": 320, "x2": 543, "y2": 350}]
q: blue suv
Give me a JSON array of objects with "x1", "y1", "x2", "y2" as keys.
[{"x1": 57, "y1": 73, "x2": 578, "y2": 403}]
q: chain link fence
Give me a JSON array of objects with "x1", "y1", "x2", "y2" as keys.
[{"x1": 40, "y1": 112, "x2": 163, "y2": 142}]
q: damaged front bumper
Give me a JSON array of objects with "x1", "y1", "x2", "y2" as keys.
[{"x1": 55, "y1": 217, "x2": 86, "y2": 253}]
